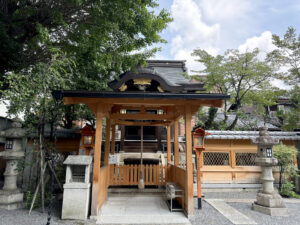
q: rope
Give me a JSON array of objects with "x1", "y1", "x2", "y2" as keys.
[{"x1": 46, "y1": 99, "x2": 62, "y2": 225}]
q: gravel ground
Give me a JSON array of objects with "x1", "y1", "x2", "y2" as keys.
[
  {"x1": 202, "y1": 190, "x2": 258, "y2": 199},
  {"x1": 0, "y1": 201, "x2": 94, "y2": 225},
  {"x1": 190, "y1": 198, "x2": 232, "y2": 225},
  {"x1": 228, "y1": 202, "x2": 300, "y2": 225}
]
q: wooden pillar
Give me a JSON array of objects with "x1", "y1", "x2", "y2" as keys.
[
  {"x1": 91, "y1": 112, "x2": 103, "y2": 216},
  {"x1": 156, "y1": 126, "x2": 162, "y2": 151},
  {"x1": 174, "y1": 119, "x2": 179, "y2": 166},
  {"x1": 111, "y1": 124, "x2": 116, "y2": 154},
  {"x1": 230, "y1": 150, "x2": 236, "y2": 168},
  {"x1": 120, "y1": 125, "x2": 125, "y2": 151},
  {"x1": 167, "y1": 125, "x2": 171, "y2": 164},
  {"x1": 184, "y1": 104, "x2": 194, "y2": 216},
  {"x1": 104, "y1": 118, "x2": 111, "y2": 166},
  {"x1": 230, "y1": 140, "x2": 236, "y2": 181}
]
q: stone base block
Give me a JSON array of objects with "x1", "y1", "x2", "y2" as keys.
[
  {"x1": 253, "y1": 203, "x2": 288, "y2": 216},
  {"x1": 256, "y1": 192, "x2": 285, "y2": 208},
  {"x1": 0, "y1": 202, "x2": 24, "y2": 210},
  {"x1": 62, "y1": 184, "x2": 90, "y2": 220},
  {"x1": 0, "y1": 190, "x2": 24, "y2": 210},
  {"x1": 0, "y1": 191, "x2": 23, "y2": 204}
]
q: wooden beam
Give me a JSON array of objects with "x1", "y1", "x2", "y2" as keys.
[
  {"x1": 111, "y1": 124, "x2": 116, "y2": 155},
  {"x1": 113, "y1": 120, "x2": 172, "y2": 127},
  {"x1": 91, "y1": 111, "x2": 103, "y2": 216},
  {"x1": 113, "y1": 105, "x2": 167, "y2": 111},
  {"x1": 167, "y1": 125, "x2": 171, "y2": 164},
  {"x1": 110, "y1": 113, "x2": 173, "y2": 120},
  {"x1": 174, "y1": 119, "x2": 179, "y2": 166},
  {"x1": 104, "y1": 118, "x2": 111, "y2": 166},
  {"x1": 64, "y1": 97, "x2": 224, "y2": 108},
  {"x1": 184, "y1": 104, "x2": 194, "y2": 216}
]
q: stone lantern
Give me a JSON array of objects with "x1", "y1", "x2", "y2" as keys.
[
  {"x1": 0, "y1": 120, "x2": 25, "y2": 210},
  {"x1": 252, "y1": 127, "x2": 287, "y2": 216}
]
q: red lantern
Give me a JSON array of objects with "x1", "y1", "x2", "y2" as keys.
[
  {"x1": 192, "y1": 127, "x2": 210, "y2": 209},
  {"x1": 80, "y1": 125, "x2": 95, "y2": 155}
]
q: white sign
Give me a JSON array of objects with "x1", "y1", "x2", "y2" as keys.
[{"x1": 109, "y1": 154, "x2": 118, "y2": 165}]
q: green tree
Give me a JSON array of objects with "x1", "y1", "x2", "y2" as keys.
[
  {"x1": 0, "y1": 0, "x2": 172, "y2": 91},
  {"x1": 267, "y1": 27, "x2": 300, "y2": 131},
  {"x1": 268, "y1": 27, "x2": 300, "y2": 84},
  {"x1": 273, "y1": 142, "x2": 298, "y2": 192},
  {"x1": 192, "y1": 48, "x2": 277, "y2": 130},
  {"x1": 0, "y1": 1, "x2": 172, "y2": 210},
  {"x1": 0, "y1": 0, "x2": 172, "y2": 129},
  {"x1": 1, "y1": 47, "x2": 74, "y2": 211}
]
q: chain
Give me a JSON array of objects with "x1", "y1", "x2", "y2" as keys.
[{"x1": 46, "y1": 99, "x2": 62, "y2": 225}]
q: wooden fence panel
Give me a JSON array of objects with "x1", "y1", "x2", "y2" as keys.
[{"x1": 109, "y1": 164, "x2": 167, "y2": 186}]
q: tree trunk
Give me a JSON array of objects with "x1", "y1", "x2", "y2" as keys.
[
  {"x1": 279, "y1": 166, "x2": 283, "y2": 191},
  {"x1": 226, "y1": 114, "x2": 239, "y2": 130},
  {"x1": 223, "y1": 100, "x2": 228, "y2": 124},
  {"x1": 204, "y1": 107, "x2": 217, "y2": 129}
]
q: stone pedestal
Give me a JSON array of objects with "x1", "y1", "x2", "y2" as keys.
[
  {"x1": 62, "y1": 155, "x2": 92, "y2": 220},
  {"x1": 253, "y1": 192, "x2": 287, "y2": 216},
  {"x1": 0, "y1": 189, "x2": 24, "y2": 210},
  {"x1": 252, "y1": 127, "x2": 287, "y2": 216}
]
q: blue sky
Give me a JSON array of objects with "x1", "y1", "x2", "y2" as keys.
[{"x1": 152, "y1": 0, "x2": 300, "y2": 73}]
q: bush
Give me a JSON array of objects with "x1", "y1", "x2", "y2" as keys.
[
  {"x1": 273, "y1": 142, "x2": 298, "y2": 190},
  {"x1": 280, "y1": 181, "x2": 300, "y2": 199}
]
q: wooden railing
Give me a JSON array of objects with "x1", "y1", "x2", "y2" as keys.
[{"x1": 110, "y1": 164, "x2": 168, "y2": 186}]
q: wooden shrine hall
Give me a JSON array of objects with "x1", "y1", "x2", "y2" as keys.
[{"x1": 53, "y1": 60, "x2": 229, "y2": 217}]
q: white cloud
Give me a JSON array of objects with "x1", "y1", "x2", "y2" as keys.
[
  {"x1": 168, "y1": 0, "x2": 256, "y2": 74},
  {"x1": 0, "y1": 102, "x2": 8, "y2": 117},
  {"x1": 169, "y1": 0, "x2": 220, "y2": 74},
  {"x1": 238, "y1": 31, "x2": 276, "y2": 60},
  {"x1": 197, "y1": 0, "x2": 253, "y2": 22}
]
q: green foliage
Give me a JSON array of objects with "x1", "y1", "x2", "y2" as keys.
[
  {"x1": 25, "y1": 189, "x2": 52, "y2": 209},
  {"x1": 274, "y1": 142, "x2": 298, "y2": 190},
  {"x1": 267, "y1": 27, "x2": 300, "y2": 130},
  {"x1": 0, "y1": 0, "x2": 172, "y2": 92},
  {"x1": 194, "y1": 107, "x2": 227, "y2": 130},
  {"x1": 274, "y1": 143, "x2": 297, "y2": 170},
  {"x1": 267, "y1": 27, "x2": 300, "y2": 84},
  {"x1": 192, "y1": 48, "x2": 277, "y2": 130},
  {"x1": 280, "y1": 181, "x2": 300, "y2": 199},
  {"x1": 1, "y1": 48, "x2": 74, "y2": 126}
]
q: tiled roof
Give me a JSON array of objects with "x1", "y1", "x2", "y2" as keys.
[
  {"x1": 206, "y1": 130, "x2": 300, "y2": 140},
  {"x1": 108, "y1": 60, "x2": 205, "y2": 93},
  {"x1": 147, "y1": 60, "x2": 189, "y2": 86}
]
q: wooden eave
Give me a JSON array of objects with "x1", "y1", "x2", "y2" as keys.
[{"x1": 52, "y1": 90, "x2": 229, "y2": 124}]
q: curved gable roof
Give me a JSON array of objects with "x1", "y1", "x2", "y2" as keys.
[{"x1": 108, "y1": 60, "x2": 205, "y2": 93}]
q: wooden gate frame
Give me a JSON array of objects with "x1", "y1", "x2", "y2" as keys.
[{"x1": 54, "y1": 90, "x2": 228, "y2": 216}]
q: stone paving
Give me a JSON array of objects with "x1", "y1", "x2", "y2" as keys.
[
  {"x1": 97, "y1": 193, "x2": 190, "y2": 225},
  {"x1": 0, "y1": 190, "x2": 300, "y2": 225}
]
